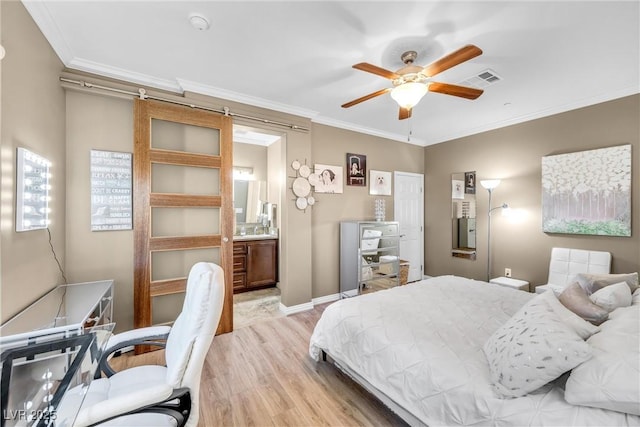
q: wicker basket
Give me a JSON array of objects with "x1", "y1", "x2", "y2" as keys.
[{"x1": 399, "y1": 260, "x2": 409, "y2": 285}]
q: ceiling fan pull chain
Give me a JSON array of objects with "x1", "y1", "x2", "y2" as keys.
[{"x1": 407, "y1": 117, "x2": 413, "y2": 142}]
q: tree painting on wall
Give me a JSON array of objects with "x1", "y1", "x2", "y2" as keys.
[{"x1": 542, "y1": 144, "x2": 631, "y2": 236}]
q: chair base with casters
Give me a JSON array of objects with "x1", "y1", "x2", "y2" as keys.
[{"x1": 62, "y1": 262, "x2": 225, "y2": 427}]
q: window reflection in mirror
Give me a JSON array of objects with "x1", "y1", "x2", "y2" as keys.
[{"x1": 451, "y1": 171, "x2": 477, "y2": 260}]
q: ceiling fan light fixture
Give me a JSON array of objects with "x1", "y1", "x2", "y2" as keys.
[{"x1": 390, "y1": 82, "x2": 428, "y2": 109}]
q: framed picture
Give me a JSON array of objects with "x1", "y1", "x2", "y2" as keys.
[
  {"x1": 542, "y1": 144, "x2": 631, "y2": 236},
  {"x1": 452, "y1": 179, "x2": 465, "y2": 200},
  {"x1": 314, "y1": 164, "x2": 343, "y2": 194},
  {"x1": 464, "y1": 171, "x2": 476, "y2": 194},
  {"x1": 369, "y1": 170, "x2": 392, "y2": 196},
  {"x1": 346, "y1": 153, "x2": 366, "y2": 186}
]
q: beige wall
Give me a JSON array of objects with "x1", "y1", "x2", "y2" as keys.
[
  {"x1": 0, "y1": 1, "x2": 66, "y2": 322},
  {"x1": 310, "y1": 124, "x2": 424, "y2": 298},
  {"x1": 64, "y1": 90, "x2": 136, "y2": 329},
  {"x1": 424, "y1": 94, "x2": 640, "y2": 288},
  {"x1": 233, "y1": 142, "x2": 267, "y2": 182}
]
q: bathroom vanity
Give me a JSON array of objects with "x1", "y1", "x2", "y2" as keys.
[{"x1": 233, "y1": 236, "x2": 278, "y2": 293}]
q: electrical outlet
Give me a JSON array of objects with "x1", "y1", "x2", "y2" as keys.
[{"x1": 505, "y1": 268, "x2": 512, "y2": 278}]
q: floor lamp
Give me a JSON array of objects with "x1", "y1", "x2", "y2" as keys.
[{"x1": 480, "y1": 179, "x2": 508, "y2": 282}]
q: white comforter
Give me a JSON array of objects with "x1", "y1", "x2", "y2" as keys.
[{"x1": 309, "y1": 275, "x2": 640, "y2": 426}]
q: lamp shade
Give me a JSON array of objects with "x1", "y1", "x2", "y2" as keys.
[
  {"x1": 480, "y1": 179, "x2": 501, "y2": 190},
  {"x1": 390, "y1": 82, "x2": 428, "y2": 109}
]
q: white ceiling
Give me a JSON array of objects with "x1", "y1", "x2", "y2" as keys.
[{"x1": 23, "y1": 1, "x2": 639, "y2": 147}]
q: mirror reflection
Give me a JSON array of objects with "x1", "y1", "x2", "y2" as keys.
[
  {"x1": 234, "y1": 179, "x2": 264, "y2": 224},
  {"x1": 451, "y1": 171, "x2": 477, "y2": 260}
]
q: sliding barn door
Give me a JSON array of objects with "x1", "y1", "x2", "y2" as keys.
[{"x1": 134, "y1": 99, "x2": 233, "y2": 347}]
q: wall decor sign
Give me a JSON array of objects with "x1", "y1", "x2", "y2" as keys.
[
  {"x1": 346, "y1": 153, "x2": 366, "y2": 186},
  {"x1": 314, "y1": 164, "x2": 343, "y2": 194},
  {"x1": 369, "y1": 170, "x2": 392, "y2": 196},
  {"x1": 542, "y1": 144, "x2": 631, "y2": 236},
  {"x1": 90, "y1": 150, "x2": 133, "y2": 231}
]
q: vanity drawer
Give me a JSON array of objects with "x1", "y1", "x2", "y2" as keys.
[
  {"x1": 233, "y1": 242, "x2": 247, "y2": 255},
  {"x1": 233, "y1": 273, "x2": 246, "y2": 291},
  {"x1": 233, "y1": 255, "x2": 246, "y2": 272}
]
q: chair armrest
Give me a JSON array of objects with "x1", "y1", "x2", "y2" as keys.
[
  {"x1": 97, "y1": 325, "x2": 171, "y2": 378},
  {"x1": 105, "y1": 325, "x2": 171, "y2": 352},
  {"x1": 74, "y1": 384, "x2": 174, "y2": 427}
]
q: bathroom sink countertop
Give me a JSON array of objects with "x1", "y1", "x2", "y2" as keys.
[{"x1": 233, "y1": 234, "x2": 278, "y2": 241}]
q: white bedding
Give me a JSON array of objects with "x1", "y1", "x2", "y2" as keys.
[{"x1": 309, "y1": 275, "x2": 640, "y2": 426}]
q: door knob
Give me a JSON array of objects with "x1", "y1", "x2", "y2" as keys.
[{"x1": 222, "y1": 237, "x2": 229, "y2": 243}]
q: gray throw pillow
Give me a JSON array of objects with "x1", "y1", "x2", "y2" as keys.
[
  {"x1": 575, "y1": 272, "x2": 639, "y2": 295},
  {"x1": 559, "y1": 282, "x2": 609, "y2": 325}
]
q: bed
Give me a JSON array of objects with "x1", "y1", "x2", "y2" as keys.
[{"x1": 309, "y1": 275, "x2": 640, "y2": 426}]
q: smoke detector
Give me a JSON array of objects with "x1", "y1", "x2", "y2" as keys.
[{"x1": 189, "y1": 14, "x2": 210, "y2": 31}]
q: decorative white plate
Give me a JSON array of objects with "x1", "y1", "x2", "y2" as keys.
[
  {"x1": 307, "y1": 196, "x2": 316, "y2": 205},
  {"x1": 292, "y1": 177, "x2": 311, "y2": 197},
  {"x1": 308, "y1": 173, "x2": 320, "y2": 186},
  {"x1": 291, "y1": 160, "x2": 301, "y2": 170},
  {"x1": 296, "y1": 197, "x2": 308, "y2": 210},
  {"x1": 299, "y1": 164, "x2": 311, "y2": 178}
]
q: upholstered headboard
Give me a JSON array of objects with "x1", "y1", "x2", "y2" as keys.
[{"x1": 547, "y1": 247, "x2": 612, "y2": 287}]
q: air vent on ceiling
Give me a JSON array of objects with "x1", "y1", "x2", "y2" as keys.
[{"x1": 458, "y1": 69, "x2": 502, "y2": 89}]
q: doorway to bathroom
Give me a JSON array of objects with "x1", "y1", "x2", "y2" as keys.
[{"x1": 232, "y1": 125, "x2": 284, "y2": 328}]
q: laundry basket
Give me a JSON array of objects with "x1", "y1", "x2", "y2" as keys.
[{"x1": 399, "y1": 260, "x2": 409, "y2": 285}]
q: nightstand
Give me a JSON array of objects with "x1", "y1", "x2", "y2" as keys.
[{"x1": 490, "y1": 276, "x2": 530, "y2": 292}]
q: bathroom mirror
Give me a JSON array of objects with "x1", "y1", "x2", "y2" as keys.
[
  {"x1": 233, "y1": 180, "x2": 265, "y2": 224},
  {"x1": 451, "y1": 171, "x2": 477, "y2": 260}
]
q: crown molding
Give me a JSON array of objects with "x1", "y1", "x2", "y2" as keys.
[
  {"x1": 68, "y1": 58, "x2": 182, "y2": 93},
  {"x1": 22, "y1": 1, "x2": 74, "y2": 64},
  {"x1": 177, "y1": 79, "x2": 319, "y2": 119},
  {"x1": 429, "y1": 85, "x2": 640, "y2": 146},
  {"x1": 312, "y1": 116, "x2": 428, "y2": 147}
]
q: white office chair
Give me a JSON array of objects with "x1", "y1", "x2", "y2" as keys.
[{"x1": 69, "y1": 262, "x2": 225, "y2": 427}]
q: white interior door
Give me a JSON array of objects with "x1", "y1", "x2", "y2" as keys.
[{"x1": 394, "y1": 171, "x2": 424, "y2": 282}]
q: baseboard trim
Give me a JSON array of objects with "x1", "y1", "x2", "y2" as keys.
[
  {"x1": 279, "y1": 301, "x2": 314, "y2": 315},
  {"x1": 312, "y1": 293, "x2": 340, "y2": 305}
]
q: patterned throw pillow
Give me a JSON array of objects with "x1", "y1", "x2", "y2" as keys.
[{"x1": 483, "y1": 290, "x2": 599, "y2": 398}]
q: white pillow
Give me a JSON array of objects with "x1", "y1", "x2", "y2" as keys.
[
  {"x1": 565, "y1": 305, "x2": 640, "y2": 415},
  {"x1": 632, "y1": 288, "x2": 640, "y2": 306},
  {"x1": 590, "y1": 281, "x2": 633, "y2": 313},
  {"x1": 483, "y1": 290, "x2": 598, "y2": 398}
]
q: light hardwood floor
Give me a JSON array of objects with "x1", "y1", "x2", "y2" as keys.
[{"x1": 110, "y1": 303, "x2": 408, "y2": 426}]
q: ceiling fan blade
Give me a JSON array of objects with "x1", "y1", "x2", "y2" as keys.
[
  {"x1": 423, "y1": 44, "x2": 483, "y2": 78},
  {"x1": 428, "y1": 82, "x2": 484, "y2": 100},
  {"x1": 398, "y1": 107, "x2": 412, "y2": 120},
  {"x1": 342, "y1": 88, "x2": 391, "y2": 108},
  {"x1": 353, "y1": 63, "x2": 401, "y2": 80}
]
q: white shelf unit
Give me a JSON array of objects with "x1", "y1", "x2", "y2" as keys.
[{"x1": 340, "y1": 221, "x2": 400, "y2": 298}]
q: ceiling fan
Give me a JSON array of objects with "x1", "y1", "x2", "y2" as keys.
[{"x1": 342, "y1": 44, "x2": 484, "y2": 120}]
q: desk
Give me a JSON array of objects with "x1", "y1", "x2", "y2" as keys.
[
  {"x1": 0, "y1": 280, "x2": 114, "y2": 427},
  {"x1": 0, "y1": 280, "x2": 113, "y2": 341}
]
